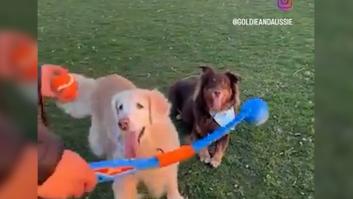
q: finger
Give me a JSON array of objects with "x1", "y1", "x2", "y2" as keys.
[
  {"x1": 38, "y1": 183, "x2": 66, "y2": 199},
  {"x1": 41, "y1": 83, "x2": 56, "y2": 97},
  {"x1": 42, "y1": 64, "x2": 68, "y2": 73},
  {"x1": 72, "y1": 181, "x2": 85, "y2": 198},
  {"x1": 40, "y1": 65, "x2": 68, "y2": 97},
  {"x1": 83, "y1": 168, "x2": 97, "y2": 193},
  {"x1": 52, "y1": 66, "x2": 68, "y2": 76},
  {"x1": 41, "y1": 64, "x2": 68, "y2": 81}
]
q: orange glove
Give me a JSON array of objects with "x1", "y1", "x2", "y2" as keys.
[
  {"x1": 40, "y1": 64, "x2": 68, "y2": 98},
  {"x1": 41, "y1": 64, "x2": 78, "y2": 102},
  {"x1": 38, "y1": 150, "x2": 97, "y2": 199}
]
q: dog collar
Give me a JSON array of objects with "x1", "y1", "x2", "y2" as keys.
[{"x1": 210, "y1": 107, "x2": 236, "y2": 130}]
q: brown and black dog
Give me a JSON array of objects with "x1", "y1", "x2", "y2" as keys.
[{"x1": 168, "y1": 65, "x2": 241, "y2": 168}]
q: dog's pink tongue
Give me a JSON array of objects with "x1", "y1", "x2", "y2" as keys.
[
  {"x1": 124, "y1": 132, "x2": 137, "y2": 158},
  {"x1": 213, "y1": 99, "x2": 222, "y2": 110}
]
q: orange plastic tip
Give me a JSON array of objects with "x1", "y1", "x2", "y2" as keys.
[{"x1": 156, "y1": 145, "x2": 195, "y2": 167}]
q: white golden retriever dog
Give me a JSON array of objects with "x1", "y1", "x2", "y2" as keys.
[{"x1": 111, "y1": 89, "x2": 183, "y2": 199}]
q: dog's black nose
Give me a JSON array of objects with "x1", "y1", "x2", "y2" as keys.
[
  {"x1": 118, "y1": 118, "x2": 129, "y2": 130},
  {"x1": 214, "y1": 91, "x2": 221, "y2": 97}
]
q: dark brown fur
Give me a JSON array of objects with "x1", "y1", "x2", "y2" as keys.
[{"x1": 168, "y1": 65, "x2": 241, "y2": 167}]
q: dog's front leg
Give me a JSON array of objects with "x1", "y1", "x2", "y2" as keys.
[
  {"x1": 210, "y1": 135, "x2": 230, "y2": 168},
  {"x1": 113, "y1": 175, "x2": 138, "y2": 199},
  {"x1": 166, "y1": 166, "x2": 184, "y2": 199},
  {"x1": 88, "y1": 122, "x2": 105, "y2": 157},
  {"x1": 193, "y1": 125, "x2": 211, "y2": 164},
  {"x1": 199, "y1": 147, "x2": 211, "y2": 164}
]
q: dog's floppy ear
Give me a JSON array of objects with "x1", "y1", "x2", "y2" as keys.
[
  {"x1": 225, "y1": 71, "x2": 241, "y2": 110},
  {"x1": 111, "y1": 95, "x2": 120, "y2": 115},
  {"x1": 199, "y1": 65, "x2": 215, "y2": 74},
  {"x1": 225, "y1": 71, "x2": 241, "y2": 84},
  {"x1": 147, "y1": 89, "x2": 171, "y2": 124},
  {"x1": 192, "y1": 65, "x2": 214, "y2": 101}
]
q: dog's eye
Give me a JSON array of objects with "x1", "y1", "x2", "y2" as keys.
[
  {"x1": 118, "y1": 104, "x2": 123, "y2": 110},
  {"x1": 136, "y1": 103, "x2": 144, "y2": 109}
]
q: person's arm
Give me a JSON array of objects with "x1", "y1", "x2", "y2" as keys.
[
  {"x1": 37, "y1": 122, "x2": 64, "y2": 184},
  {"x1": 0, "y1": 115, "x2": 26, "y2": 186},
  {"x1": 38, "y1": 64, "x2": 96, "y2": 198},
  {"x1": 0, "y1": 114, "x2": 36, "y2": 199}
]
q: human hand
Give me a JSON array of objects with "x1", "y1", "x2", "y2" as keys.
[
  {"x1": 38, "y1": 150, "x2": 97, "y2": 199},
  {"x1": 40, "y1": 64, "x2": 68, "y2": 98}
]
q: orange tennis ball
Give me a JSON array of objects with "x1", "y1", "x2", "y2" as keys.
[{"x1": 50, "y1": 73, "x2": 78, "y2": 102}]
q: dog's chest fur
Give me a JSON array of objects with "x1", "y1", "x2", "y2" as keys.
[{"x1": 195, "y1": 111, "x2": 220, "y2": 136}]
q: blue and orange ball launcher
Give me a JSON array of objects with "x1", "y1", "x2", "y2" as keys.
[{"x1": 90, "y1": 97, "x2": 269, "y2": 183}]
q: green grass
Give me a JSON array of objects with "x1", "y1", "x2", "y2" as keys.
[{"x1": 39, "y1": 0, "x2": 314, "y2": 198}]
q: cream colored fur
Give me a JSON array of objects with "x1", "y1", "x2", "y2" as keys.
[
  {"x1": 111, "y1": 89, "x2": 183, "y2": 199},
  {"x1": 56, "y1": 73, "x2": 136, "y2": 159}
]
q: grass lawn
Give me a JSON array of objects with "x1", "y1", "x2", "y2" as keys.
[{"x1": 39, "y1": 0, "x2": 314, "y2": 198}]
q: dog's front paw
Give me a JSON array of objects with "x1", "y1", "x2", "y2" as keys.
[
  {"x1": 210, "y1": 156, "x2": 222, "y2": 168},
  {"x1": 201, "y1": 155, "x2": 211, "y2": 164},
  {"x1": 199, "y1": 149, "x2": 211, "y2": 164}
]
